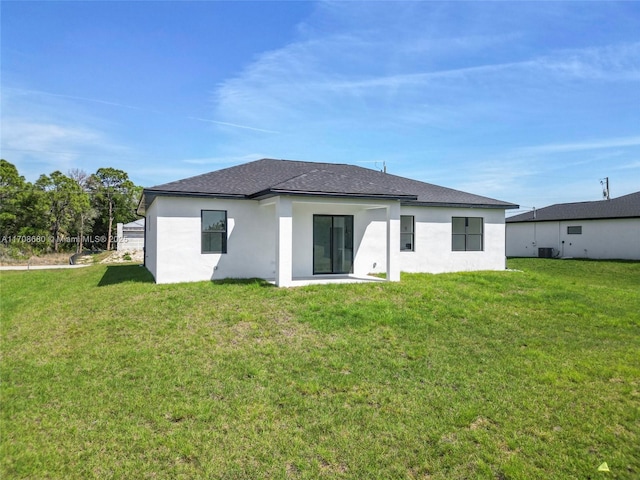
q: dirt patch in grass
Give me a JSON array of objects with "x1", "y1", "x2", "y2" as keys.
[
  {"x1": 468, "y1": 416, "x2": 494, "y2": 431},
  {"x1": 100, "y1": 250, "x2": 144, "y2": 264}
]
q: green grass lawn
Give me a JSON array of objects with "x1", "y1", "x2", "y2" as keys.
[{"x1": 1, "y1": 259, "x2": 639, "y2": 479}]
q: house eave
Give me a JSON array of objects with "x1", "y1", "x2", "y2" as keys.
[
  {"x1": 136, "y1": 188, "x2": 518, "y2": 214},
  {"x1": 137, "y1": 189, "x2": 247, "y2": 215},
  {"x1": 403, "y1": 201, "x2": 520, "y2": 210}
]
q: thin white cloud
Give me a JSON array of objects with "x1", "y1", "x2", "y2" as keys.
[
  {"x1": 518, "y1": 135, "x2": 640, "y2": 155},
  {"x1": 4, "y1": 86, "x2": 279, "y2": 135},
  {"x1": 614, "y1": 160, "x2": 640, "y2": 170},
  {"x1": 454, "y1": 162, "x2": 536, "y2": 200},
  {"x1": 0, "y1": 82, "x2": 283, "y2": 185},
  {"x1": 210, "y1": 3, "x2": 640, "y2": 208},
  {"x1": 214, "y1": 5, "x2": 640, "y2": 133},
  {"x1": 0, "y1": 118, "x2": 128, "y2": 177},
  {"x1": 2, "y1": 121, "x2": 102, "y2": 151},
  {"x1": 5, "y1": 87, "x2": 157, "y2": 112},
  {"x1": 188, "y1": 117, "x2": 280, "y2": 134},
  {"x1": 220, "y1": 41, "x2": 640, "y2": 99},
  {"x1": 313, "y1": 42, "x2": 640, "y2": 92},
  {"x1": 532, "y1": 42, "x2": 640, "y2": 82},
  {"x1": 1, "y1": 85, "x2": 137, "y2": 181}
]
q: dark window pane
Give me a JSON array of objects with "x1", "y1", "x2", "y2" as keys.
[
  {"x1": 467, "y1": 234, "x2": 483, "y2": 251},
  {"x1": 203, "y1": 211, "x2": 226, "y2": 232},
  {"x1": 452, "y1": 234, "x2": 466, "y2": 251},
  {"x1": 401, "y1": 233, "x2": 413, "y2": 251},
  {"x1": 313, "y1": 216, "x2": 332, "y2": 274},
  {"x1": 467, "y1": 217, "x2": 483, "y2": 234},
  {"x1": 202, "y1": 210, "x2": 227, "y2": 253},
  {"x1": 452, "y1": 217, "x2": 466, "y2": 234},
  {"x1": 401, "y1": 216, "x2": 414, "y2": 233},
  {"x1": 203, "y1": 232, "x2": 225, "y2": 253}
]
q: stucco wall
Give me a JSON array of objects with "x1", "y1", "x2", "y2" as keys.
[
  {"x1": 288, "y1": 201, "x2": 507, "y2": 277},
  {"x1": 506, "y1": 218, "x2": 640, "y2": 259},
  {"x1": 150, "y1": 196, "x2": 276, "y2": 284},
  {"x1": 144, "y1": 195, "x2": 509, "y2": 283},
  {"x1": 399, "y1": 206, "x2": 507, "y2": 273},
  {"x1": 292, "y1": 203, "x2": 508, "y2": 276}
]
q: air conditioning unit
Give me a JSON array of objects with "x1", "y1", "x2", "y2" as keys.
[{"x1": 538, "y1": 247, "x2": 553, "y2": 258}]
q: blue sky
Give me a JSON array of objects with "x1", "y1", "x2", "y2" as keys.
[{"x1": 2, "y1": 1, "x2": 639, "y2": 214}]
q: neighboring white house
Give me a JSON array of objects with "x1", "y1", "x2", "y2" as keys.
[
  {"x1": 506, "y1": 191, "x2": 640, "y2": 260},
  {"x1": 137, "y1": 159, "x2": 518, "y2": 286},
  {"x1": 116, "y1": 219, "x2": 145, "y2": 252}
]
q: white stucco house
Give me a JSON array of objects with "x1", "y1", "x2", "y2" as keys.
[
  {"x1": 506, "y1": 191, "x2": 640, "y2": 260},
  {"x1": 137, "y1": 159, "x2": 518, "y2": 286}
]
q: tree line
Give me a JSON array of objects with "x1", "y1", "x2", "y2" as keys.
[{"x1": 0, "y1": 159, "x2": 142, "y2": 256}]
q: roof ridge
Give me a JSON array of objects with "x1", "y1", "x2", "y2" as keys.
[
  {"x1": 264, "y1": 158, "x2": 352, "y2": 167},
  {"x1": 543, "y1": 199, "x2": 601, "y2": 209}
]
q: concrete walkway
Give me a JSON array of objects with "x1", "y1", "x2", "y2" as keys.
[{"x1": 267, "y1": 274, "x2": 386, "y2": 287}]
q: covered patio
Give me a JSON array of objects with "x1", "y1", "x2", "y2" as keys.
[{"x1": 261, "y1": 195, "x2": 402, "y2": 287}]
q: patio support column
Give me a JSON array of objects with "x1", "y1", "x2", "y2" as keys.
[
  {"x1": 275, "y1": 196, "x2": 293, "y2": 287},
  {"x1": 386, "y1": 201, "x2": 401, "y2": 282}
]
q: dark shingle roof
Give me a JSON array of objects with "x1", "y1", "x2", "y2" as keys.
[
  {"x1": 142, "y1": 158, "x2": 518, "y2": 210},
  {"x1": 506, "y1": 191, "x2": 640, "y2": 223}
]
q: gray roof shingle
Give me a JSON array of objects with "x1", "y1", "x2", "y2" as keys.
[
  {"x1": 142, "y1": 158, "x2": 518, "y2": 209},
  {"x1": 506, "y1": 191, "x2": 640, "y2": 223},
  {"x1": 123, "y1": 219, "x2": 145, "y2": 229}
]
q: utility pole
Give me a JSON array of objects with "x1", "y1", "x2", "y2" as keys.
[{"x1": 600, "y1": 177, "x2": 610, "y2": 200}]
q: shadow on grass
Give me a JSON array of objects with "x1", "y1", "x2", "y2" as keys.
[
  {"x1": 98, "y1": 264, "x2": 155, "y2": 287},
  {"x1": 211, "y1": 277, "x2": 276, "y2": 288}
]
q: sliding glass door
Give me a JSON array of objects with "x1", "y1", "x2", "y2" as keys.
[{"x1": 313, "y1": 215, "x2": 354, "y2": 274}]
